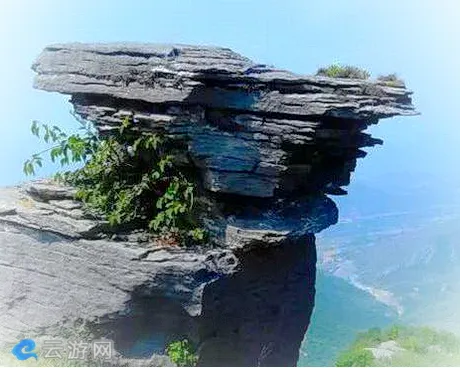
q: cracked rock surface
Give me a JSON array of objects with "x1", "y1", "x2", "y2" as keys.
[
  {"x1": 0, "y1": 43, "x2": 417, "y2": 366},
  {"x1": 33, "y1": 43, "x2": 417, "y2": 198},
  {"x1": 0, "y1": 181, "x2": 327, "y2": 366}
]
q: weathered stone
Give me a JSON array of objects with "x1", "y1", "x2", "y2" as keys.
[
  {"x1": 0, "y1": 182, "x2": 329, "y2": 366},
  {"x1": 33, "y1": 43, "x2": 417, "y2": 198},
  {"x1": 0, "y1": 43, "x2": 417, "y2": 367}
]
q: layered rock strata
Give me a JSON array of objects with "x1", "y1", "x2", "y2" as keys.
[{"x1": 0, "y1": 43, "x2": 417, "y2": 366}]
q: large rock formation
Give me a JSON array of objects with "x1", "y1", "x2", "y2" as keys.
[{"x1": 0, "y1": 43, "x2": 417, "y2": 366}]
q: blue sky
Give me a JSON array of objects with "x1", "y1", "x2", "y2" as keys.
[{"x1": 0, "y1": 0, "x2": 459, "y2": 209}]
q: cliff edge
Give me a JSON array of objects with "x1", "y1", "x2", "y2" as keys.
[{"x1": 0, "y1": 43, "x2": 417, "y2": 366}]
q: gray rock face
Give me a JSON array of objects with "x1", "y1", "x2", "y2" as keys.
[
  {"x1": 33, "y1": 43, "x2": 417, "y2": 198},
  {"x1": 0, "y1": 43, "x2": 416, "y2": 366},
  {"x1": 0, "y1": 181, "x2": 328, "y2": 366}
]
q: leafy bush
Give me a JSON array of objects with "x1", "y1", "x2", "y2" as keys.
[
  {"x1": 387, "y1": 325, "x2": 401, "y2": 340},
  {"x1": 335, "y1": 325, "x2": 460, "y2": 367},
  {"x1": 377, "y1": 73, "x2": 405, "y2": 86},
  {"x1": 166, "y1": 339, "x2": 198, "y2": 367},
  {"x1": 24, "y1": 117, "x2": 206, "y2": 243},
  {"x1": 336, "y1": 348, "x2": 374, "y2": 367},
  {"x1": 316, "y1": 63, "x2": 370, "y2": 79}
]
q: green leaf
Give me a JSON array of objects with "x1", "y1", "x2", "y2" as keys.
[
  {"x1": 23, "y1": 161, "x2": 29, "y2": 175},
  {"x1": 132, "y1": 137, "x2": 143, "y2": 152},
  {"x1": 50, "y1": 147, "x2": 62, "y2": 162},
  {"x1": 60, "y1": 157, "x2": 69, "y2": 166},
  {"x1": 23, "y1": 161, "x2": 35, "y2": 176},
  {"x1": 119, "y1": 116, "x2": 131, "y2": 134},
  {"x1": 43, "y1": 125, "x2": 51, "y2": 143},
  {"x1": 31, "y1": 121, "x2": 40, "y2": 137},
  {"x1": 152, "y1": 171, "x2": 161, "y2": 180},
  {"x1": 156, "y1": 197, "x2": 164, "y2": 209}
]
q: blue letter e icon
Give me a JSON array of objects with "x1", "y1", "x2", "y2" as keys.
[{"x1": 12, "y1": 339, "x2": 38, "y2": 361}]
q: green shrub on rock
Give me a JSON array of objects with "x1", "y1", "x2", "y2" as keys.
[
  {"x1": 24, "y1": 117, "x2": 206, "y2": 244},
  {"x1": 316, "y1": 63, "x2": 370, "y2": 79},
  {"x1": 336, "y1": 348, "x2": 374, "y2": 367},
  {"x1": 166, "y1": 339, "x2": 198, "y2": 367},
  {"x1": 377, "y1": 73, "x2": 405, "y2": 86}
]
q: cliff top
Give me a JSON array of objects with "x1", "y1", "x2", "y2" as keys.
[
  {"x1": 32, "y1": 43, "x2": 418, "y2": 200},
  {"x1": 33, "y1": 43, "x2": 417, "y2": 119}
]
